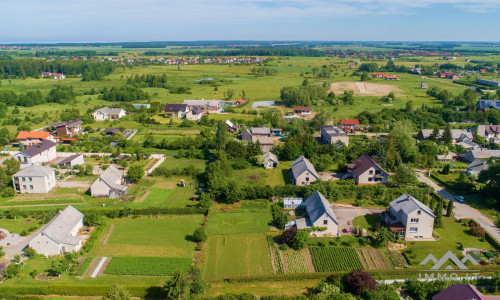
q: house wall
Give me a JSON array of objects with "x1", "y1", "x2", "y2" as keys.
[
  {"x1": 92, "y1": 111, "x2": 107, "y2": 121},
  {"x1": 12, "y1": 172, "x2": 56, "y2": 194},
  {"x1": 29, "y1": 233, "x2": 61, "y2": 256},
  {"x1": 355, "y1": 166, "x2": 388, "y2": 185},
  {"x1": 404, "y1": 210, "x2": 434, "y2": 240},
  {"x1": 311, "y1": 215, "x2": 338, "y2": 237},
  {"x1": 185, "y1": 111, "x2": 202, "y2": 121},
  {"x1": 90, "y1": 178, "x2": 111, "y2": 197},
  {"x1": 292, "y1": 171, "x2": 317, "y2": 186}
]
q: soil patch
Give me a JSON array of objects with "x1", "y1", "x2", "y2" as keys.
[
  {"x1": 246, "y1": 174, "x2": 260, "y2": 181},
  {"x1": 303, "y1": 248, "x2": 315, "y2": 273},
  {"x1": 329, "y1": 82, "x2": 402, "y2": 97},
  {"x1": 357, "y1": 248, "x2": 369, "y2": 270},
  {"x1": 97, "y1": 257, "x2": 111, "y2": 276},
  {"x1": 135, "y1": 190, "x2": 151, "y2": 203},
  {"x1": 370, "y1": 249, "x2": 390, "y2": 269},
  {"x1": 102, "y1": 224, "x2": 115, "y2": 245}
]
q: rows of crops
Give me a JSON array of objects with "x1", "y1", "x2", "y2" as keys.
[
  {"x1": 75, "y1": 256, "x2": 94, "y2": 276},
  {"x1": 266, "y1": 235, "x2": 284, "y2": 274},
  {"x1": 310, "y1": 247, "x2": 365, "y2": 272},
  {"x1": 104, "y1": 257, "x2": 192, "y2": 276},
  {"x1": 383, "y1": 250, "x2": 409, "y2": 268},
  {"x1": 282, "y1": 249, "x2": 310, "y2": 274}
]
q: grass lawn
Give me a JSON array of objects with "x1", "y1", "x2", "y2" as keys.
[
  {"x1": 89, "y1": 215, "x2": 204, "y2": 258},
  {"x1": 0, "y1": 217, "x2": 42, "y2": 234},
  {"x1": 206, "y1": 279, "x2": 320, "y2": 297},
  {"x1": 407, "y1": 217, "x2": 494, "y2": 264},
  {"x1": 202, "y1": 233, "x2": 274, "y2": 280},
  {"x1": 207, "y1": 211, "x2": 271, "y2": 235},
  {"x1": 353, "y1": 214, "x2": 381, "y2": 234},
  {"x1": 129, "y1": 185, "x2": 197, "y2": 208}
]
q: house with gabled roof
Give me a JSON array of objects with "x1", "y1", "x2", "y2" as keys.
[
  {"x1": 261, "y1": 152, "x2": 279, "y2": 169},
  {"x1": 183, "y1": 99, "x2": 207, "y2": 111},
  {"x1": 433, "y1": 284, "x2": 500, "y2": 300},
  {"x1": 417, "y1": 129, "x2": 473, "y2": 144},
  {"x1": 251, "y1": 126, "x2": 271, "y2": 137},
  {"x1": 47, "y1": 119, "x2": 82, "y2": 137},
  {"x1": 92, "y1": 107, "x2": 126, "y2": 121},
  {"x1": 477, "y1": 125, "x2": 500, "y2": 142},
  {"x1": 347, "y1": 154, "x2": 389, "y2": 185},
  {"x1": 164, "y1": 104, "x2": 189, "y2": 118},
  {"x1": 16, "y1": 131, "x2": 56, "y2": 147},
  {"x1": 290, "y1": 156, "x2": 319, "y2": 186},
  {"x1": 463, "y1": 149, "x2": 500, "y2": 162},
  {"x1": 28, "y1": 205, "x2": 84, "y2": 255},
  {"x1": 385, "y1": 194, "x2": 435, "y2": 240},
  {"x1": 466, "y1": 159, "x2": 489, "y2": 177},
  {"x1": 241, "y1": 129, "x2": 252, "y2": 142},
  {"x1": 186, "y1": 107, "x2": 203, "y2": 121},
  {"x1": 295, "y1": 191, "x2": 339, "y2": 237},
  {"x1": 12, "y1": 165, "x2": 56, "y2": 194},
  {"x1": 477, "y1": 100, "x2": 500, "y2": 111},
  {"x1": 90, "y1": 165, "x2": 128, "y2": 198},
  {"x1": 57, "y1": 154, "x2": 84, "y2": 169},
  {"x1": 293, "y1": 106, "x2": 312, "y2": 115},
  {"x1": 340, "y1": 119, "x2": 361, "y2": 132},
  {"x1": 14, "y1": 140, "x2": 57, "y2": 167}
]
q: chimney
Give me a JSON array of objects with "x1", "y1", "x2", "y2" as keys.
[{"x1": 371, "y1": 156, "x2": 379, "y2": 163}]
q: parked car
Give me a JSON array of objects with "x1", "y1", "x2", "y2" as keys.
[{"x1": 454, "y1": 196, "x2": 465, "y2": 203}]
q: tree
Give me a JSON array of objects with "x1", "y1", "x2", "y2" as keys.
[
  {"x1": 360, "y1": 72, "x2": 370, "y2": 81},
  {"x1": 24, "y1": 247, "x2": 36, "y2": 258},
  {"x1": 434, "y1": 199, "x2": 444, "y2": 228},
  {"x1": 281, "y1": 227, "x2": 298, "y2": 246},
  {"x1": 343, "y1": 270, "x2": 378, "y2": 295},
  {"x1": 224, "y1": 89, "x2": 234, "y2": 100},
  {"x1": 0, "y1": 246, "x2": 5, "y2": 258},
  {"x1": 103, "y1": 285, "x2": 131, "y2": 300},
  {"x1": 375, "y1": 227, "x2": 393, "y2": 247},
  {"x1": 442, "y1": 164, "x2": 451, "y2": 175},
  {"x1": 441, "y1": 126, "x2": 453, "y2": 145},
  {"x1": 192, "y1": 227, "x2": 207, "y2": 243},
  {"x1": 291, "y1": 230, "x2": 311, "y2": 250},
  {"x1": 4, "y1": 263, "x2": 20, "y2": 279},
  {"x1": 126, "y1": 165, "x2": 144, "y2": 183},
  {"x1": 84, "y1": 164, "x2": 93, "y2": 175},
  {"x1": 187, "y1": 266, "x2": 206, "y2": 295},
  {"x1": 392, "y1": 165, "x2": 418, "y2": 186},
  {"x1": 84, "y1": 211, "x2": 102, "y2": 226},
  {"x1": 198, "y1": 193, "x2": 214, "y2": 209},
  {"x1": 446, "y1": 198, "x2": 453, "y2": 217},
  {"x1": 163, "y1": 270, "x2": 189, "y2": 300}
]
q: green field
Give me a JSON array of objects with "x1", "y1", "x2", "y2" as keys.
[
  {"x1": 309, "y1": 247, "x2": 365, "y2": 272},
  {"x1": 105, "y1": 257, "x2": 192, "y2": 276},
  {"x1": 90, "y1": 215, "x2": 204, "y2": 258},
  {"x1": 130, "y1": 186, "x2": 197, "y2": 208},
  {"x1": 202, "y1": 233, "x2": 274, "y2": 280},
  {"x1": 207, "y1": 211, "x2": 271, "y2": 235}
]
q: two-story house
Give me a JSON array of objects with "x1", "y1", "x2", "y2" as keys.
[
  {"x1": 321, "y1": 126, "x2": 349, "y2": 147},
  {"x1": 290, "y1": 156, "x2": 319, "y2": 186},
  {"x1": 16, "y1": 131, "x2": 56, "y2": 148},
  {"x1": 47, "y1": 119, "x2": 83, "y2": 137},
  {"x1": 92, "y1": 107, "x2": 127, "y2": 121},
  {"x1": 12, "y1": 165, "x2": 56, "y2": 194},
  {"x1": 164, "y1": 104, "x2": 190, "y2": 118},
  {"x1": 385, "y1": 194, "x2": 435, "y2": 240},
  {"x1": 14, "y1": 140, "x2": 57, "y2": 167},
  {"x1": 295, "y1": 190, "x2": 339, "y2": 237},
  {"x1": 347, "y1": 154, "x2": 389, "y2": 185}
]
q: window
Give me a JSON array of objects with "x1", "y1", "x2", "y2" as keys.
[
  {"x1": 29, "y1": 185, "x2": 33, "y2": 190},
  {"x1": 410, "y1": 218, "x2": 419, "y2": 224},
  {"x1": 369, "y1": 170, "x2": 374, "y2": 175},
  {"x1": 306, "y1": 177, "x2": 310, "y2": 181},
  {"x1": 22, "y1": 177, "x2": 26, "y2": 182},
  {"x1": 417, "y1": 210, "x2": 421, "y2": 215},
  {"x1": 28, "y1": 177, "x2": 32, "y2": 182},
  {"x1": 323, "y1": 220, "x2": 328, "y2": 225},
  {"x1": 368, "y1": 178, "x2": 373, "y2": 182},
  {"x1": 409, "y1": 227, "x2": 418, "y2": 233},
  {"x1": 22, "y1": 185, "x2": 26, "y2": 189}
]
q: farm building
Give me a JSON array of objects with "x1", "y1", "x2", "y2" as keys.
[
  {"x1": 476, "y1": 78, "x2": 500, "y2": 87},
  {"x1": 283, "y1": 197, "x2": 303, "y2": 209},
  {"x1": 29, "y1": 205, "x2": 84, "y2": 256},
  {"x1": 261, "y1": 152, "x2": 279, "y2": 169},
  {"x1": 90, "y1": 165, "x2": 128, "y2": 198},
  {"x1": 466, "y1": 159, "x2": 489, "y2": 177}
]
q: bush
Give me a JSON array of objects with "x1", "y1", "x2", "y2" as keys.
[
  {"x1": 24, "y1": 247, "x2": 37, "y2": 258},
  {"x1": 291, "y1": 230, "x2": 311, "y2": 250},
  {"x1": 279, "y1": 244, "x2": 290, "y2": 251},
  {"x1": 192, "y1": 227, "x2": 207, "y2": 243},
  {"x1": 281, "y1": 227, "x2": 297, "y2": 246},
  {"x1": 343, "y1": 270, "x2": 378, "y2": 295}
]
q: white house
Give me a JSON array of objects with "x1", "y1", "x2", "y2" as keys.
[
  {"x1": 290, "y1": 156, "x2": 319, "y2": 186},
  {"x1": 295, "y1": 191, "x2": 339, "y2": 237},
  {"x1": 14, "y1": 140, "x2": 57, "y2": 167},
  {"x1": 28, "y1": 206, "x2": 84, "y2": 256},
  {"x1": 385, "y1": 194, "x2": 435, "y2": 240},
  {"x1": 57, "y1": 154, "x2": 85, "y2": 169},
  {"x1": 90, "y1": 165, "x2": 128, "y2": 198},
  {"x1": 92, "y1": 107, "x2": 127, "y2": 121},
  {"x1": 12, "y1": 165, "x2": 56, "y2": 194}
]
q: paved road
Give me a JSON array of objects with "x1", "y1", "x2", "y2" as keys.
[{"x1": 416, "y1": 171, "x2": 500, "y2": 243}]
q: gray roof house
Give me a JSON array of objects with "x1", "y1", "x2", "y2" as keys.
[
  {"x1": 417, "y1": 129, "x2": 473, "y2": 143},
  {"x1": 385, "y1": 194, "x2": 435, "y2": 240},
  {"x1": 92, "y1": 107, "x2": 126, "y2": 121},
  {"x1": 261, "y1": 152, "x2": 279, "y2": 169},
  {"x1": 463, "y1": 149, "x2": 500, "y2": 162},
  {"x1": 15, "y1": 140, "x2": 58, "y2": 167},
  {"x1": 90, "y1": 165, "x2": 128, "y2": 198},
  {"x1": 28, "y1": 205, "x2": 84, "y2": 255},
  {"x1": 241, "y1": 129, "x2": 252, "y2": 142},
  {"x1": 290, "y1": 156, "x2": 319, "y2": 186},
  {"x1": 466, "y1": 159, "x2": 489, "y2": 177},
  {"x1": 57, "y1": 154, "x2": 84, "y2": 169},
  {"x1": 477, "y1": 125, "x2": 500, "y2": 142},
  {"x1": 477, "y1": 100, "x2": 500, "y2": 111},
  {"x1": 251, "y1": 126, "x2": 271, "y2": 136},
  {"x1": 321, "y1": 126, "x2": 349, "y2": 147},
  {"x1": 12, "y1": 165, "x2": 56, "y2": 194},
  {"x1": 295, "y1": 191, "x2": 339, "y2": 237}
]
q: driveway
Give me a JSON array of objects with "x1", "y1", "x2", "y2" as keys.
[
  {"x1": 416, "y1": 171, "x2": 500, "y2": 243},
  {"x1": 331, "y1": 204, "x2": 384, "y2": 234},
  {"x1": 3, "y1": 227, "x2": 43, "y2": 259},
  {"x1": 57, "y1": 180, "x2": 91, "y2": 189}
]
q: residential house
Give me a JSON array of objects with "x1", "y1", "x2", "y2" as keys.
[
  {"x1": 417, "y1": 129, "x2": 473, "y2": 144},
  {"x1": 456, "y1": 140, "x2": 480, "y2": 151},
  {"x1": 463, "y1": 149, "x2": 500, "y2": 163},
  {"x1": 476, "y1": 100, "x2": 500, "y2": 111},
  {"x1": 207, "y1": 100, "x2": 221, "y2": 112},
  {"x1": 293, "y1": 106, "x2": 312, "y2": 115},
  {"x1": 57, "y1": 154, "x2": 84, "y2": 169},
  {"x1": 14, "y1": 140, "x2": 57, "y2": 167},
  {"x1": 90, "y1": 165, "x2": 128, "y2": 198},
  {"x1": 445, "y1": 72, "x2": 459, "y2": 80},
  {"x1": 234, "y1": 99, "x2": 245, "y2": 106},
  {"x1": 251, "y1": 126, "x2": 271, "y2": 137},
  {"x1": 385, "y1": 194, "x2": 435, "y2": 240},
  {"x1": 477, "y1": 125, "x2": 500, "y2": 142},
  {"x1": 283, "y1": 197, "x2": 303, "y2": 209},
  {"x1": 133, "y1": 103, "x2": 151, "y2": 109},
  {"x1": 321, "y1": 126, "x2": 349, "y2": 147},
  {"x1": 340, "y1": 119, "x2": 361, "y2": 132},
  {"x1": 433, "y1": 284, "x2": 500, "y2": 300},
  {"x1": 16, "y1": 131, "x2": 56, "y2": 148},
  {"x1": 290, "y1": 156, "x2": 319, "y2": 186},
  {"x1": 185, "y1": 107, "x2": 203, "y2": 121},
  {"x1": 164, "y1": 104, "x2": 189, "y2": 118},
  {"x1": 241, "y1": 129, "x2": 252, "y2": 142},
  {"x1": 183, "y1": 100, "x2": 207, "y2": 111},
  {"x1": 12, "y1": 165, "x2": 56, "y2": 194},
  {"x1": 476, "y1": 78, "x2": 500, "y2": 87},
  {"x1": 225, "y1": 120, "x2": 238, "y2": 133},
  {"x1": 29, "y1": 206, "x2": 84, "y2": 256},
  {"x1": 295, "y1": 191, "x2": 339, "y2": 237},
  {"x1": 252, "y1": 135, "x2": 274, "y2": 152},
  {"x1": 347, "y1": 154, "x2": 389, "y2": 185},
  {"x1": 466, "y1": 159, "x2": 489, "y2": 177},
  {"x1": 92, "y1": 107, "x2": 127, "y2": 121},
  {"x1": 261, "y1": 152, "x2": 279, "y2": 169},
  {"x1": 47, "y1": 119, "x2": 83, "y2": 137},
  {"x1": 436, "y1": 152, "x2": 458, "y2": 163}
]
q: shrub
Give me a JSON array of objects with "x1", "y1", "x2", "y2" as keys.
[
  {"x1": 343, "y1": 270, "x2": 378, "y2": 295},
  {"x1": 279, "y1": 244, "x2": 290, "y2": 251},
  {"x1": 281, "y1": 227, "x2": 297, "y2": 246},
  {"x1": 291, "y1": 230, "x2": 311, "y2": 250},
  {"x1": 24, "y1": 247, "x2": 37, "y2": 258},
  {"x1": 192, "y1": 227, "x2": 207, "y2": 243}
]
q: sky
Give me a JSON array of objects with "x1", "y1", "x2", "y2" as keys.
[{"x1": 1, "y1": 0, "x2": 500, "y2": 43}]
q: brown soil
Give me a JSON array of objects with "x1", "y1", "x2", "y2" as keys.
[
  {"x1": 361, "y1": 249, "x2": 376, "y2": 269},
  {"x1": 388, "y1": 242, "x2": 407, "y2": 250},
  {"x1": 135, "y1": 190, "x2": 151, "y2": 203},
  {"x1": 329, "y1": 81, "x2": 402, "y2": 97},
  {"x1": 35, "y1": 272, "x2": 58, "y2": 281},
  {"x1": 102, "y1": 224, "x2": 115, "y2": 245},
  {"x1": 83, "y1": 257, "x2": 102, "y2": 278},
  {"x1": 370, "y1": 249, "x2": 390, "y2": 269},
  {"x1": 97, "y1": 257, "x2": 112, "y2": 276},
  {"x1": 303, "y1": 248, "x2": 316, "y2": 273},
  {"x1": 281, "y1": 251, "x2": 290, "y2": 274},
  {"x1": 246, "y1": 174, "x2": 260, "y2": 181},
  {"x1": 357, "y1": 248, "x2": 369, "y2": 270}
]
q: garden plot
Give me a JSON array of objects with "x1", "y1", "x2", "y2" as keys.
[{"x1": 329, "y1": 82, "x2": 402, "y2": 96}]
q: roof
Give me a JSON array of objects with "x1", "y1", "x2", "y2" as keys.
[
  {"x1": 290, "y1": 156, "x2": 319, "y2": 180},
  {"x1": 164, "y1": 104, "x2": 188, "y2": 112},
  {"x1": 477, "y1": 100, "x2": 500, "y2": 110},
  {"x1": 19, "y1": 140, "x2": 57, "y2": 157},
  {"x1": 98, "y1": 165, "x2": 128, "y2": 192},
  {"x1": 387, "y1": 222, "x2": 406, "y2": 232},
  {"x1": 58, "y1": 154, "x2": 83, "y2": 165},
  {"x1": 106, "y1": 128, "x2": 121, "y2": 135},
  {"x1": 262, "y1": 152, "x2": 278, "y2": 163},
  {"x1": 305, "y1": 191, "x2": 338, "y2": 224},
  {"x1": 388, "y1": 194, "x2": 435, "y2": 218},
  {"x1": 468, "y1": 149, "x2": 500, "y2": 159},
  {"x1": 48, "y1": 119, "x2": 82, "y2": 129},
  {"x1": 321, "y1": 126, "x2": 347, "y2": 137},
  {"x1": 207, "y1": 100, "x2": 220, "y2": 107},
  {"x1": 467, "y1": 159, "x2": 489, "y2": 173},
  {"x1": 39, "y1": 206, "x2": 83, "y2": 246},
  {"x1": 419, "y1": 129, "x2": 473, "y2": 140},
  {"x1": 348, "y1": 154, "x2": 388, "y2": 178},
  {"x1": 251, "y1": 126, "x2": 271, "y2": 135},
  {"x1": 183, "y1": 99, "x2": 206, "y2": 106},
  {"x1": 341, "y1": 119, "x2": 359, "y2": 125},
  {"x1": 94, "y1": 107, "x2": 126, "y2": 116},
  {"x1": 191, "y1": 107, "x2": 203, "y2": 115},
  {"x1": 16, "y1": 131, "x2": 51, "y2": 140},
  {"x1": 436, "y1": 152, "x2": 457, "y2": 160},
  {"x1": 293, "y1": 106, "x2": 312, "y2": 112},
  {"x1": 253, "y1": 136, "x2": 274, "y2": 145},
  {"x1": 13, "y1": 165, "x2": 54, "y2": 177},
  {"x1": 477, "y1": 125, "x2": 500, "y2": 137},
  {"x1": 433, "y1": 284, "x2": 500, "y2": 300}
]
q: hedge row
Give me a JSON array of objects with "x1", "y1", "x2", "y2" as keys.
[
  {"x1": 461, "y1": 219, "x2": 500, "y2": 251},
  {"x1": 0, "y1": 285, "x2": 162, "y2": 297}
]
